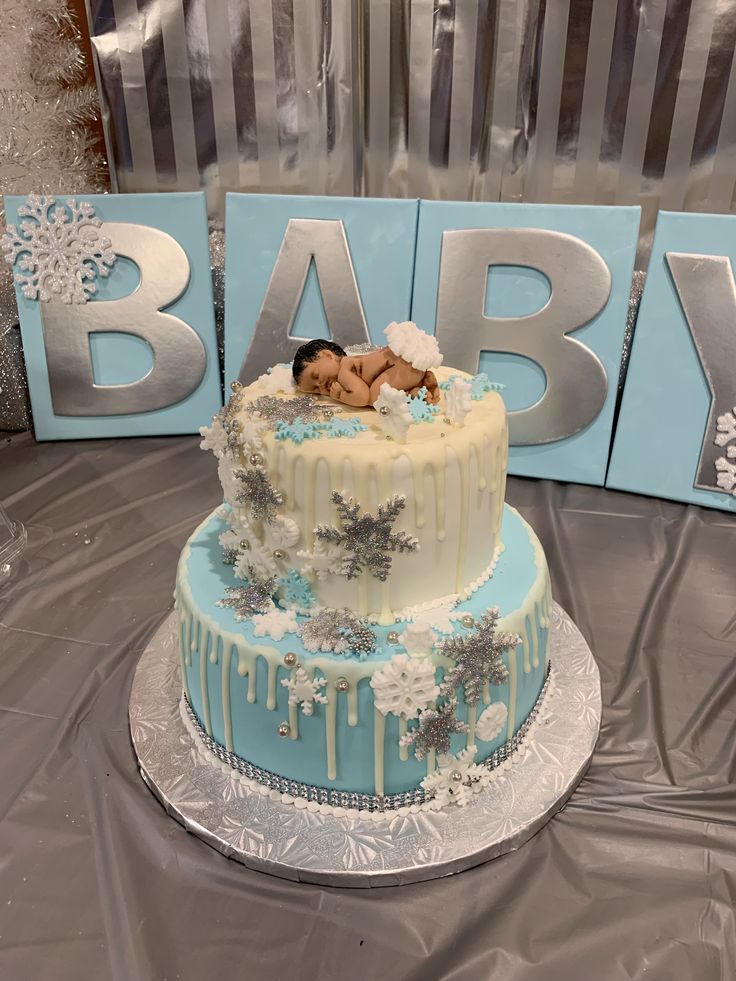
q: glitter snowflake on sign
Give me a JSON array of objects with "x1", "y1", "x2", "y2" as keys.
[
  {"x1": 248, "y1": 395, "x2": 321, "y2": 427},
  {"x1": 281, "y1": 666, "x2": 328, "y2": 716},
  {"x1": 297, "y1": 539, "x2": 344, "y2": 581},
  {"x1": 714, "y1": 407, "x2": 736, "y2": 496},
  {"x1": 407, "y1": 388, "x2": 441, "y2": 423},
  {"x1": 445, "y1": 377, "x2": 473, "y2": 426},
  {"x1": 274, "y1": 417, "x2": 324, "y2": 444},
  {"x1": 475, "y1": 702, "x2": 508, "y2": 742},
  {"x1": 373, "y1": 383, "x2": 412, "y2": 442},
  {"x1": 439, "y1": 609, "x2": 518, "y2": 706},
  {"x1": 2, "y1": 195, "x2": 116, "y2": 303},
  {"x1": 401, "y1": 698, "x2": 468, "y2": 760},
  {"x1": 320, "y1": 416, "x2": 368, "y2": 439},
  {"x1": 217, "y1": 577, "x2": 277, "y2": 621},
  {"x1": 251, "y1": 607, "x2": 299, "y2": 641},
  {"x1": 315, "y1": 492, "x2": 418, "y2": 582},
  {"x1": 421, "y1": 746, "x2": 489, "y2": 808},
  {"x1": 300, "y1": 608, "x2": 377, "y2": 657},
  {"x1": 278, "y1": 570, "x2": 316, "y2": 609},
  {"x1": 235, "y1": 466, "x2": 283, "y2": 523},
  {"x1": 370, "y1": 654, "x2": 440, "y2": 719}
]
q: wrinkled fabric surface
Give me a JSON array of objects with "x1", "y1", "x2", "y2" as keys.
[{"x1": 0, "y1": 432, "x2": 735, "y2": 981}]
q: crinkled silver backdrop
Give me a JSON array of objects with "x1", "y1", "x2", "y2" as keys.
[{"x1": 89, "y1": 0, "x2": 736, "y2": 260}]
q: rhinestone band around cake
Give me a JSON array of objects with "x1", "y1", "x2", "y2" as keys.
[{"x1": 182, "y1": 663, "x2": 552, "y2": 814}]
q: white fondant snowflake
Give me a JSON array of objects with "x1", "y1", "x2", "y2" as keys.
[
  {"x1": 445, "y1": 377, "x2": 473, "y2": 427},
  {"x1": 715, "y1": 407, "x2": 736, "y2": 495},
  {"x1": 239, "y1": 411, "x2": 268, "y2": 453},
  {"x1": 373, "y1": 383, "x2": 413, "y2": 442},
  {"x1": 234, "y1": 537, "x2": 279, "y2": 581},
  {"x1": 217, "y1": 456, "x2": 244, "y2": 507},
  {"x1": 297, "y1": 539, "x2": 343, "y2": 581},
  {"x1": 264, "y1": 514, "x2": 300, "y2": 551},
  {"x1": 200, "y1": 416, "x2": 228, "y2": 457},
  {"x1": 251, "y1": 607, "x2": 299, "y2": 641},
  {"x1": 370, "y1": 654, "x2": 440, "y2": 719},
  {"x1": 475, "y1": 702, "x2": 508, "y2": 742},
  {"x1": 281, "y1": 666, "x2": 328, "y2": 716},
  {"x1": 2, "y1": 195, "x2": 116, "y2": 304},
  {"x1": 384, "y1": 321, "x2": 443, "y2": 371},
  {"x1": 257, "y1": 363, "x2": 296, "y2": 395},
  {"x1": 398, "y1": 622, "x2": 437, "y2": 657},
  {"x1": 421, "y1": 745, "x2": 489, "y2": 808},
  {"x1": 410, "y1": 600, "x2": 460, "y2": 635}
]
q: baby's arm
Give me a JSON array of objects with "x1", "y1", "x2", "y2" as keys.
[{"x1": 332, "y1": 358, "x2": 371, "y2": 406}]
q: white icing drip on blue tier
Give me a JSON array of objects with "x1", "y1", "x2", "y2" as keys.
[{"x1": 176, "y1": 503, "x2": 551, "y2": 798}]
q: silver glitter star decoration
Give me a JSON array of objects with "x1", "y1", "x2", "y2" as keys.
[
  {"x1": 300, "y1": 608, "x2": 377, "y2": 658},
  {"x1": 235, "y1": 466, "x2": 283, "y2": 523},
  {"x1": 315, "y1": 492, "x2": 418, "y2": 582},
  {"x1": 439, "y1": 609, "x2": 518, "y2": 706},
  {"x1": 401, "y1": 698, "x2": 468, "y2": 760},
  {"x1": 217, "y1": 576, "x2": 277, "y2": 621},
  {"x1": 249, "y1": 395, "x2": 321, "y2": 427}
]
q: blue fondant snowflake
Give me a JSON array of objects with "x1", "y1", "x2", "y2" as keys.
[
  {"x1": 439, "y1": 374, "x2": 459, "y2": 391},
  {"x1": 321, "y1": 416, "x2": 368, "y2": 439},
  {"x1": 274, "y1": 416, "x2": 323, "y2": 444},
  {"x1": 471, "y1": 372, "x2": 505, "y2": 400},
  {"x1": 278, "y1": 569, "x2": 316, "y2": 609},
  {"x1": 408, "y1": 387, "x2": 441, "y2": 423}
]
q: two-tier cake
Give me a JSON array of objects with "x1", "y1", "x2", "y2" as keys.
[{"x1": 175, "y1": 327, "x2": 552, "y2": 813}]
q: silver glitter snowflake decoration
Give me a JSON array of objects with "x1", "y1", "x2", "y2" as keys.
[
  {"x1": 439, "y1": 609, "x2": 518, "y2": 706},
  {"x1": 315, "y1": 492, "x2": 418, "y2": 582},
  {"x1": 2, "y1": 195, "x2": 116, "y2": 303},
  {"x1": 235, "y1": 466, "x2": 283, "y2": 524},
  {"x1": 217, "y1": 576, "x2": 277, "y2": 621},
  {"x1": 300, "y1": 608, "x2": 377, "y2": 658},
  {"x1": 400, "y1": 698, "x2": 468, "y2": 760},
  {"x1": 714, "y1": 406, "x2": 736, "y2": 496},
  {"x1": 248, "y1": 394, "x2": 321, "y2": 427}
]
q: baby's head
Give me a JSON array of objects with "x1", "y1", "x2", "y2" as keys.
[{"x1": 292, "y1": 339, "x2": 346, "y2": 395}]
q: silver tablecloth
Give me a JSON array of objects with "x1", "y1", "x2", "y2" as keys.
[{"x1": 1, "y1": 432, "x2": 735, "y2": 980}]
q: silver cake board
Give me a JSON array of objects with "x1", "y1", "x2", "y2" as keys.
[{"x1": 129, "y1": 604, "x2": 601, "y2": 888}]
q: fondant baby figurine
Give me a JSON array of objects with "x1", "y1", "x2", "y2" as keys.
[{"x1": 292, "y1": 321, "x2": 442, "y2": 408}]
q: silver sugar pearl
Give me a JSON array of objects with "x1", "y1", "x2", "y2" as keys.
[
  {"x1": 461, "y1": 614, "x2": 475, "y2": 628},
  {"x1": 230, "y1": 419, "x2": 241, "y2": 431},
  {"x1": 444, "y1": 417, "x2": 452, "y2": 425},
  {"x1": 231, "y1": 380, "x2": 242, "y2": 392},
  {"x1": 379, "y1": 405, "x2": 390, "y2": 416},
  {"x1": 387, "y1": 631, "x2": 400, "y2": 644},
  {"x1": 249, "y1": 452, "x2": 263, "y2": 466},
  {"x1": 277, "y1": 723, "x2": 291, "y2": 738},
  {"x1": 440, "y1": 432, "x2": 446, "y2": 438},
  {"x1": 321, "y1": 407, "x2": 334, "y2": 419},
  {"x1": 239, "y1": 539, "x2": 250, "y2": 550},
  {"x1": 272, "y1": 548, "x2": 286, "y2": 560},
  {"x1": 450, "y1": 770, "x2": 463, "y2": 783},
  {"x1": 283, "y1": 652, "x2": 298, "y2": 668},
  {"x1": 335, "y1": 677, "x2": 349, "y2": 693}
]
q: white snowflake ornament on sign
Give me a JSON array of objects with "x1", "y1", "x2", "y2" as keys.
[{"x1": 2, "y1": 195, "x2": 116, "y2": 304}]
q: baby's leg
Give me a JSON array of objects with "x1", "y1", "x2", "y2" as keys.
[{"x1": 423, "y1": 371, "x2": 440, "y2": 404}]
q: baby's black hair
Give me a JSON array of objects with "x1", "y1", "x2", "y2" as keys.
[{"x1": 292, "y1": 339, "x2": 346, "y2": 382}]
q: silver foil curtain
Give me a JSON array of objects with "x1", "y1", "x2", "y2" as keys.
[{"x1": 90, "y1": 0, "x2": 736, "y2": 260}]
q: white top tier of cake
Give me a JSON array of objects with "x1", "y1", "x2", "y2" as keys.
[{"x1": 228, "y1": 366, "x2": 508, "y2": 624}]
